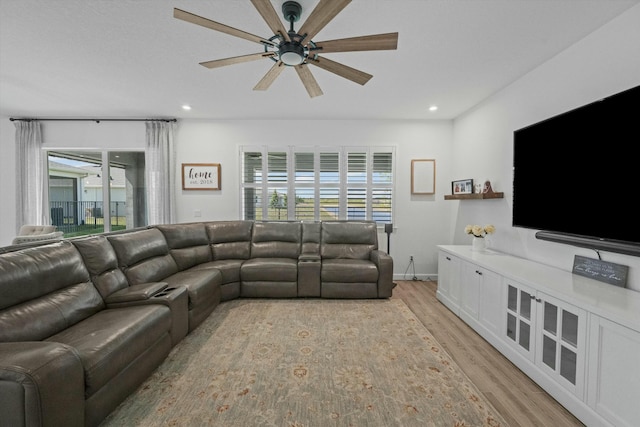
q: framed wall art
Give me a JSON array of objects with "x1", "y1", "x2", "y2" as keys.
[
  {"x1": 182, "y1": 163, "x2": 221, "y2": 190},
  {"x1": 411, "y1": 159, "x2": 436, "y2": 195},
  {"x1": 452, "y1": 178, "x2": 473, "y2": 195}
]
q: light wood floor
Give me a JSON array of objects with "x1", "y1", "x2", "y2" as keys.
[{"x1": 392, "y1": 280, "x2": 585, "y2": 427}]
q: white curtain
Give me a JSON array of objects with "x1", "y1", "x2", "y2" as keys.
[
  {"x1": 15, "y1": 120, "x2": 49, "y2": 232},
  {"x1": 145, "y1": 120, "x2": 176, "y2": 225}
]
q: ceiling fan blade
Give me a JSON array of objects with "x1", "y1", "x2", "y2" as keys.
[
  {"x1": 297, "y1": 0, "x2": 351, "y2": 42},
  {"x1": 312, "y1": 32, "x2": 398, "y2": 54},
  {"x1": 174, "y1": 8, "x2": 275, "y2": 46},
  {"x1": 294, "y1": 65, "x2": 323, "y2": 98},
  {"x1": 250, "y1": 0, "x2": 291, "y2": 42},
  {"x1": 200, "y1": 52, "x2": 275, "y2": 69},
  {"x1": 254, "y1": 61, "x2": 286, "y2": 91},
  {"x1": 307, "y1": 56, "x2": 372, "y2": 86}
]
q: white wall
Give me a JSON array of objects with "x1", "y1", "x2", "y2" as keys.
[
  {"x1": 175, "y1": 119, "x2": 454, "y2": 279},
  {"x1": 451, "y1": 5, "x2": 640, "y2": 290}
]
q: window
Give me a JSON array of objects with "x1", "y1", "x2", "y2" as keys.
[
  {"x1": 47, "y1": 150, "x2": 146, "y2": 237},
  {"x1": 241, "y1": 146, "x2": 394, "y2": 223}
]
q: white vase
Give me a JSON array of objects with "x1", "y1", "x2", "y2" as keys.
[{"x1": 472, "y1": 236, "x2": 486, "y2": 252}]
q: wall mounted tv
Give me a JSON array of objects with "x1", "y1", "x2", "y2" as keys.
[{"x1": 512, "y1": 84, "x2": 640, "y2": 257}]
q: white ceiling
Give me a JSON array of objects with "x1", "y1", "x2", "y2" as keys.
[{"x1": 1, "y1": 0, "x2": 637, "y2": 121}]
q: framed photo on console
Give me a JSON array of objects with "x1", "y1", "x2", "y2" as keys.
[
  {"x1": 182, "y1": 163, "x2": 221, "y2": 190},
  {"x1": 452, "y1": 179, "x2": 473, "y2": 195}
]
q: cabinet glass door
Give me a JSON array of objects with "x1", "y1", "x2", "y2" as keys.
[
  {"x1": 538, "y1": 293, "x2": 585, "y2": 398},
  {"x1": 541, "y1": 300, "x2": 579, "y2": 385},
  {"x1": 506, "y1": 283, "x2": 534, "y2": 356}
]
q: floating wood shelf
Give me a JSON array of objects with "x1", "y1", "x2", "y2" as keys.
[{"x1": 444, "y1": 192, "x2": 504, "y2": 200}]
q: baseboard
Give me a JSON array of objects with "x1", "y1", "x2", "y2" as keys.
[{"x1": 393, "y1": 274, "x2": 438, "y2": 282}]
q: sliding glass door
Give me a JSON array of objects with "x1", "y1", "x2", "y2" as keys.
[{"x1": 47, "y1": 150, "x2": 146, "y2": 237}]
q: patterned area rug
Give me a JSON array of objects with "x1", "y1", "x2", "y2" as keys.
[{"x1": 101, "y1": 299, "x2": 507, "y2": 426}]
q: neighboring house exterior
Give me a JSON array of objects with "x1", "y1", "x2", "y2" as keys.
[{"x1": 48, "y1": 160, "x2": 126, "y2": 229}]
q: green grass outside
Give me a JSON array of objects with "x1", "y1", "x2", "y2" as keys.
[{"x1": 61, "y1": 217, "x2": 127, "y2": 237}]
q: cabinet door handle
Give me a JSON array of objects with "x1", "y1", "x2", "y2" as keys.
[
  {"x1": 446, "y1": 256, "x2": 451, "y2": 261},
  {"x1": 536, "y1": 298, "x2": 542, "y2": 302},
  {"x1": 475, "y1": 270, "x2": 482, "y2": 275},
  {"x1": 530, "y1": 295, "x2": 535, "y2": 299}
]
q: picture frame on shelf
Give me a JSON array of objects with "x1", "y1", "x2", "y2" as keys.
[
  {"x1": 452, "y1": 179, "x2": 473, "y2": 195},
  {"x1": 411, "y1": 159, "x2": 436, "y2": 194},
  {"x1": 182, "y1": 163, "x2": 221, "y2": 190}
]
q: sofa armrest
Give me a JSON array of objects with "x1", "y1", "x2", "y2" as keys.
[
  {"x1": 370, "y1": 250, "x2": 394, "y2": 298},
  {"x1": 106, "y1": 285, "x2": 190, "y2": 346},
  {"x1": 0, "y1": 341, "x2": 84, "y2": 427},
  {"x1": 104, "y1": 282, "x2": 168, "y2": 304}
]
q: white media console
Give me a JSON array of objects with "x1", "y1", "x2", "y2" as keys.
[{"x1": 437, "y1": 245, "x2": 640, "y2": 427}]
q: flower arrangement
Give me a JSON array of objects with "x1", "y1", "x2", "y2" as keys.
[{"x1": 465, "y1": 224, "x2": 495, "y2": 238}]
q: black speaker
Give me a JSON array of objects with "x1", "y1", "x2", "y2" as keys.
[{"x1": 385, "y1": 223, "x2": 393, "y2": 234}]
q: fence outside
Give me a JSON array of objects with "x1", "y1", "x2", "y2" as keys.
[{"x1": 50, "y1": 201, "x2": 126, "y2": 236}]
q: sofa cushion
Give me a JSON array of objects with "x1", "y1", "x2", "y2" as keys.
[
  {"x1": 72, "y1": 235, "x2": 129, "y2": 299},
  {"x1": 45, "y1": 305, "x2": 171, "y2": 398},
  {"x1": 193, "y1": 259, "x2": 243, "y2": 284},
  {"x1": 162, "y1": 269, "x2": 221, "y2": 309},
  {"x1": 321, "y1": 259, "x2": 379, "y2": 283},
  {"x1": 301, "y1": 221, "x2": 321, "y2": 256},
  {"x1": 250, "y1": 222, "x2": 301, "y2": 259},
  {"x1": 0, "y1": 241, "x2": 104, "y2": 342},
  {"x1": 170, "y1": 245, "x2": 212, "y2": 271},
  {"x1": 156, "y1": 223, "x2": 208, "y2": 249},
  {"x1": 107, "y1": 228, "x2": 170, "y2": 267},
  {"x1": 0, "y1": 241, "x2": 91, "y2": 309},
  {"x1": 0, "y1": 282, "x2": 105, "y2": 342},
  {"x1": 206, "y1": 221, "x2": 253, "y2": 260},
  {"x1": 124, "y1": 254, "x2": 180, "y2": 285},
  {"x1": 107, "y1": 229, "x2": 179, "y2": 285},
  {"x1": 156, "y1": 223, "x2": 212, "y2": 270},
  {"x1": 321, "y1": 221, "x2": 378, "y2": 260},
  {"x1": 71, "y1": 235, "x2": 118, "y2": 274},
  {"x1": 241, "y1": 258, "x2": 298, "y2": 282}
]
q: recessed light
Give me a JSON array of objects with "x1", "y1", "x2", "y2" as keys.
[
  {"x1": 428, "y1": 105, "x2": 438, "y2": 112},
  {"x1": 182, "y1": 104, "x2": 192, "y2": 111}
]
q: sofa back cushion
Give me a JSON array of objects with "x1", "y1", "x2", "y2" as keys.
[
  {"x1": 156, "y1": 223, "x2": 212, "y2": 270},
  {"x1": 250, "y1": 221, "x2": 301, "y2": 259},
  {"x1": 321, "y1": 221, "x2": 378, "y2": 260},
  {"x1": 0, "y1": 241, "x2": 104, "y2": 342},
  {"x1": 71, "y1": 235, "x2": 129, "y2": 299},
  {"x1": 107, "y1": 228, "x2": 178, "y2": 285},
  {"x1": 206, "y1": 221, "x2": 253, "y2": 260},
  {"x1": 301, "y1": 221, "x2": 321, "y2": 256}
]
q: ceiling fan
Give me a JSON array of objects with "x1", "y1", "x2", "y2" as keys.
[{"x1": 173, "y1": 0, "x2": 398, "y2": 97}]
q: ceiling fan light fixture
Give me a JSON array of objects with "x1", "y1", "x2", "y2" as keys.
[{"x1": 279, "y1": 41, "x2": 305, "y2": 66}]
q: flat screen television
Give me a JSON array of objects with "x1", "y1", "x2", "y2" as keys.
[{"x1": 512, "y1": 84, "x2": 640, "y2": 257}]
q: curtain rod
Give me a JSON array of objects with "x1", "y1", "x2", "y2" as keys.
[{"x1": 9, "y1": 118, "x2": 177, "y2": 123}]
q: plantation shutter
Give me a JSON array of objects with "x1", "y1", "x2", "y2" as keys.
[{"x1": 240, "y1": 146, "x2": 394, "y2": 223}]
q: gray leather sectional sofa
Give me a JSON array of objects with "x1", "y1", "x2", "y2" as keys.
[{"x1": 0, "y1": 220, "x2": 393, "y2": 427}]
